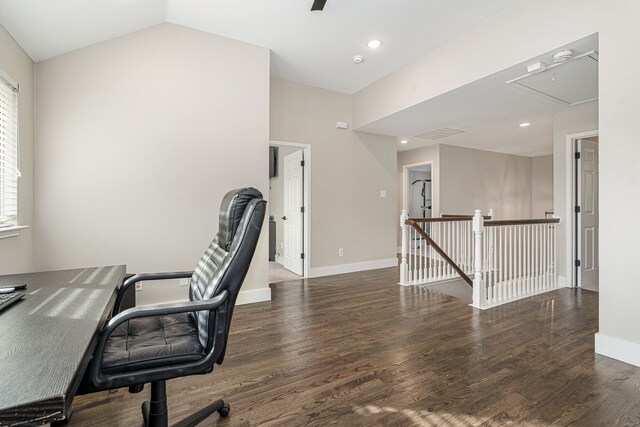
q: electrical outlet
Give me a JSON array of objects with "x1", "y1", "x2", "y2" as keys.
[
  {"x1": 338, "y1": 248, "x2": 344, "y2": 257},
  {"x1": 179, "y1": 278, "x2": 191, "y2": 287},
  {"x1": 135, "y1": 282, "x2": 143, "y2": 291}
]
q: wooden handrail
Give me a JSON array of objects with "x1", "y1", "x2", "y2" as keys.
[
  {"x1": 441, "y1": 214, "x2": 492, "y2": 219},
  {"x1": 408, "y1": 217, "x2": 472, "y2": 223},
  {"x1": 406, "y1": 220, "x2": 473, "y2": 286},
  {"x1": 485, "y1": 218, "x2": 560, "y2": 226}
]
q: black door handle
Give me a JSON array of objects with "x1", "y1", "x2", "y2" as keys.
[{"x1": 282, "y1": 216, "x2": 287, "y2": 220}]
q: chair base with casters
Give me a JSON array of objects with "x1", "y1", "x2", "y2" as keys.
[
  {"x1": 76, "y1": 188, "x2": 267, "y2": 427},
  {"x1": 139, "y1": 381, "x2": 229, "y2": 427}
]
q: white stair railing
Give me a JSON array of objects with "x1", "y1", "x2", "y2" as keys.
[
  {"x1": 400, "y1": 212, "x2": 481, "y2": 286},
  {"x1": 400, "y1": 210, "x2": 561, "y2": 309},
  {"x1": 471, "y1": 210, "x2": 560, "y2": 309}
]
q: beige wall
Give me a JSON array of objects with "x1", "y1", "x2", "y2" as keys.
[
  {"x1": 0, "y1": 23, "x2": 34, "y2": 274},
  {"x1": 34, "y1": 23, "x2": 271, "y2": 305},
  {"x1": 268, "y1": 145, "x2": 300, "y2": 262},
  {"x1": 270, "y1": 78, "x2": 397, "y2": 274},
  {"x1": 596, "y1": 1, "x2": 640, "y2": 358},
  {"x1": 439, "y1": 145, "x2": 532, "y2": 220},
  {"x1": 531, "y1": 155, "x2": 553, "y2": 218}
]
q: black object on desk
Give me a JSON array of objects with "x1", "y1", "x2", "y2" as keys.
[
  {"x1": 0, "y1": 291, "x2": 25, "y2": 313},
  {"x1": 0, "y1": 265, "x2": 126, "y2": 426}
]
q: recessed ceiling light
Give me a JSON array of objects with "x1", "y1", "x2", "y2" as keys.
[
  {"x1": 352, "y1": 55, "x2": 364, "y2": 64},
  {"x1": 400, "y1": 140, "x2": 408, "y2": 144},
  {"x1": 519, "y1": 122, "x2": 531, "y2": 127},
  {"x1": 367, "y1": 40, "x2": 382, "y2": 49}
]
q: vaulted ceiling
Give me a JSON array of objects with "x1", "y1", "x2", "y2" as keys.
[
  {"x1": 0, "y1": 1, "x2": 597, "y2": 157},
  {"x1": 0, "y1": 0, "x2": 516, "y2": 94}
]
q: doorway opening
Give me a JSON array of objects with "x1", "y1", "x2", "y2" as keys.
[
  {"x1": 566, "y1": 131, "x2": 599, "y2": 290},
  {"x1": 403, "y1": 162, "x2": 433, "y2": 237},
  {"x1": 268, "y1": 141, "x2": 311, "y2": 283}
]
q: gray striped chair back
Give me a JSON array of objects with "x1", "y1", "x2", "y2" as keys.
[{"x1": 189, "y1": 188, "x2": 265, "y2": 349}]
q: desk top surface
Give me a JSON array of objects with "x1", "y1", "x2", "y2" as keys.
[{"x1": 0, "y1": 266, "x2": 125, "y2": 425}]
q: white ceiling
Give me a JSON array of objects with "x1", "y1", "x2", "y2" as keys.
[
  {"x1": 0, "y1": 0, "x2": 516, "y2": 94},
  {"x1": 358, "y1": 34, "x2": 599, "y2": 157}
]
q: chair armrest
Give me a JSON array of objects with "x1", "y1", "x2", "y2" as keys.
[
  {"x1": 114, "y1": 271, "x2": 194, "y2": 314},
  {"x1": 92, "y1": 290, "x2": 229, "y2": 385}
]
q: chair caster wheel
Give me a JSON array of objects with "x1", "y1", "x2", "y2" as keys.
[{"x1": 218, "y1": 403, "x2": 230, "y2": 417}]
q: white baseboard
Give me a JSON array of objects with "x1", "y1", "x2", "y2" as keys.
[
  {"x1": 595, "y1": 332, "x2": 640, "y2": 367},
  {"x1": 236, "y1": 287, "x2": 271, "y2": 305},
  {"x1": 308, "y1": 258, "x2": 397, "y2": 279},
  {"x1": 558, "y1": 275, "x2": 569, "y2": 287}
]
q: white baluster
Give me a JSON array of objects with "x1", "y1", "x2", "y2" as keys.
[
  {"x1": 491, "y1": 227, "x2": 496, "y2": 303},
  {"x1": 488, "y1": 208, "x2": 495, "y2": 220},
  {"x1": 472, "y1": 210, "x2": 485, "y2": 308},
  {"x1": 413, "y1": 229, "x2": 422, "y2": 284},
  {"x1": 533, "y1": 225, "x2": 540, "y2": 292},
  {"x1": 419, "y1": 228, "x2": 424, "y2": 283},
  {"x1": 525, "y1": 224, "x2": 530, "y2": 294},
  {"x1": 553, "y1": 224, "x2": 558, "y2": 287},
  {"x1": 400, "y1": 211, "x2": 409, "y2": 285},
  {"x1": 543, "y1": 224, "x2": 547, "y2": 289}
]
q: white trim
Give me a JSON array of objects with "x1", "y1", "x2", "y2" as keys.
[
  {"x1": 418, "y1": 276, "x2": 468, "y2": 287},
  {"x1": 595, "y1": 333, "x2": 640, "y2": 367},
  {"x1": 470, "y1": 285, "x2": 560, "y2": 310},
  {"x1": 557, "y1": 275, "x2": 569, "y2": 288},
  {"x1": 236, "y1": 287, "x2": 271, "y2": 305},
  {"x1": 0, "y1": 225, "x2": 28, "y2": 240},
  {"x1": 270, "y1": 140, "x2": 311, "y2": 279},
  {"x1": 308, "y1": 258, "x2": 397, "y2": 278},
  {"x1": 275, "y1": 255, "x2": 284, "y2": 265},
  {"x1": 564, "y1": 130, "x2": 598, "y2": 288}
]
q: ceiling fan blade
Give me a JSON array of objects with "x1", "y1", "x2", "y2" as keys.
[{"x1": 311, "y1": 0, "x2": 327, "y2": 11}]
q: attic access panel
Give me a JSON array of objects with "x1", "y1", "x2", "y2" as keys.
[{"x1": 507, "y1": 52, "x2": 598, "y2": 106}]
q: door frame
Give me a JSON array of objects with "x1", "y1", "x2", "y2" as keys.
[
  {"x1": 269, "y1": 140, "x2": 311, "y2": 278},
  {"x1": 403, "y1": 161, "x2": 435, "y2": 215},
  {"x1": 564, "y1": 130, "x2": 599, "y2": 288}
]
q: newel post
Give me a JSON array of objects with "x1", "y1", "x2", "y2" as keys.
[
  {"x1": 400, "y1": 210, "x2": 409, "y2": 285},
  {"x1": 472, "y1": 210, "x2": 485, "y2": 308},
  {"x1": 488, "y1": 209, "x2": 495, "y2": 220}
]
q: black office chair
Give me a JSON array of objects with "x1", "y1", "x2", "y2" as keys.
[{"x1": 80, "y1": 188, "x2": 266, "y2": 427}]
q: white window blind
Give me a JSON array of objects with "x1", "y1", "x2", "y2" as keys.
[{"x1": 0, "y1": 72, "x2": 19, "y2": 227}]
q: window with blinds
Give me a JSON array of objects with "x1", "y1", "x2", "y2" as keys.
[{"x1": 0, "y1": 72, "x2": 19, "y2": 227}]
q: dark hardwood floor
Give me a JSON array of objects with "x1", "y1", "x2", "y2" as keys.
[{"x1": 69, "y1": 267, "x2": 640, "y2": 426}]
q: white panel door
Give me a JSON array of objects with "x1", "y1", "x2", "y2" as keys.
[
  {"x1": 577, "y1": 139, "x2": 599, "y2": 291},
  {"x1": 283, "y1": 150, "x2": 304, "y2": 276}
]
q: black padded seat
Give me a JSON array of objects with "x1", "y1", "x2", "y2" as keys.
[{"x1": 102, "y1": 313, "x2": 205, "y2": 374}]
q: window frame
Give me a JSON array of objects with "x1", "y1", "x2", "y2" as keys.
[{"x1": 0, "y1": 68, "x2": 22, "y2": 234}]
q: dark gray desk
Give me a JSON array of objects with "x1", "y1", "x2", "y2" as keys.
[{"x1": 0, "y1": 266, "x2": 125, "y2": 426}]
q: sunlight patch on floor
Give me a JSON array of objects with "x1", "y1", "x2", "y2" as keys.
[{"x1": 353, "y1": 404, "x2": 548, "y2": 426}]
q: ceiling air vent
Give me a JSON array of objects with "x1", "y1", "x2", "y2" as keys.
[{"x1": 415, "y1": 128, "x2": 465, "y2": 140}]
